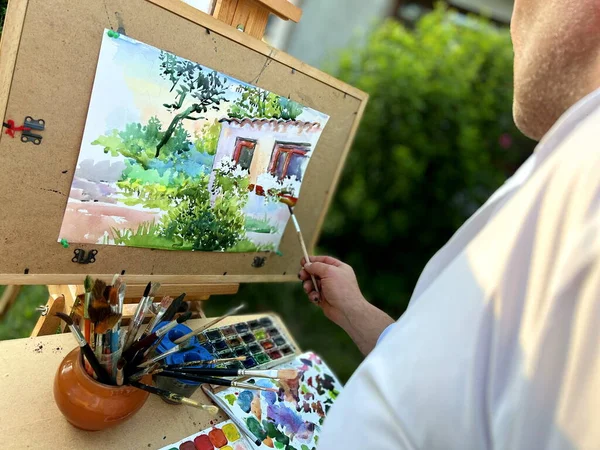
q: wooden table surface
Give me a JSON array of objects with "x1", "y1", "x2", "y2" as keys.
[{"x1": 0, "y1": 313, "x2": 300, "y2": 450}]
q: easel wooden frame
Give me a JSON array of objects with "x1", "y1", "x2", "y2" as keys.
[{"x1": 0, "y1": 0, "x2": 368, "y2": 332}]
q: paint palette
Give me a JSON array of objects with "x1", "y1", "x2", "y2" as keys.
[
  {"x1": 159, "y1": 419, "x2": 250, "y2": 450},
  {"x1": 198, "y1": 315, "x2": 296, "y2": 370},
  {"x1": 215, "y1": 351, "x2": 343, "y2": 450}
]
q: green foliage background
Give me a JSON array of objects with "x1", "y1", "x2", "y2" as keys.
[{"x1": 0, "y1": 4, "x2": 535, "y2": 381}]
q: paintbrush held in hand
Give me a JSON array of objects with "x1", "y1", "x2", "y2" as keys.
[{"x1": 286, "y1": 203, "x2": 320, "y2": 298}]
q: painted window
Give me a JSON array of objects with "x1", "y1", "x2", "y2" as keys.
[
  {"x1": 269, "y1": 142, "x2": 311, "y2": 181},
  {"x1": 233, "y1": 138, "x2": 257, "y2": 171}
]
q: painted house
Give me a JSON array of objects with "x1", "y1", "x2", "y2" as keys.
[{"x1": 211, "y1": 118, "x2": 323, "y2": 185}]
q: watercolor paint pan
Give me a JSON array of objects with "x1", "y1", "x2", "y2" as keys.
[
  {"x1": 199, "y1": 315, "x2": 297, "y2": 370},
  {"x1": 159, "y1": 419, "x2": 248, "y2": 450}
]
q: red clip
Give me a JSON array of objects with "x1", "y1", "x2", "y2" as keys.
[{"x1": 3, "y1": 119, "x2": 31, "y2": 138}]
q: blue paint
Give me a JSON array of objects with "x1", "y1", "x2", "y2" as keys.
[
  {"x1": 152, "y1": 321, "x2": 216, "y2": 387},
  {"x1": 237, "y1": 390, "x2": 254, "y2": 413}
]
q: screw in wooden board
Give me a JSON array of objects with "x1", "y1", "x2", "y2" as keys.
[{"x1": 236, "y1": 24, "x2": 245, "y2": 31}]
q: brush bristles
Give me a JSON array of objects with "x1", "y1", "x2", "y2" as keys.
[
  {"x1": 92, "y1": 279, "x2": 107, "y2": 302},
  {"x1": 84, "y1": 275, "x2": 93, "y2": 293},
  {"x1": 277, "y1": 369, "x2": 298, "y2": 380},
  {"x1": 149, "y1": 282, "x2": 161, "y2": 297},
  {"x1": 203, "y1": 405, "x2": 219, "y2": 415},
  {"x1": 160, "y1": 296, "x2": 173, "y2": 309}
]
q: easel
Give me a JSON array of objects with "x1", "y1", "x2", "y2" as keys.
[
  {"x1": 0, "y1": 0, "x2": 304, "y2": 337},
  {"x1": 0, "y1": 0, "x2": 367, "y2": 447}
]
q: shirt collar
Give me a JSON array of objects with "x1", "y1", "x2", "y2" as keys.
[{"x1": 534, "y1": 88, "x2": 600, "y2": 169}]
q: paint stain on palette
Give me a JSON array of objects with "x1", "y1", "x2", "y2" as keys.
[
  {"x1": 216, "y1": 351, "x2": 343, "y2": 450},
  {"x1": 159, "y1": 420, "x2": 249, "y2": 450}
]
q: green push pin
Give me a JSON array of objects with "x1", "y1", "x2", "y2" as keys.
[
  {"x1": 275, "y1": 250, "x2": 283, "y2": 257},
  {"x1": 60, "y1": 238, "x2": 69, "y2": 248},
  {"x1": 107, "y1": 29, "x2": 120, "y2": 39}
]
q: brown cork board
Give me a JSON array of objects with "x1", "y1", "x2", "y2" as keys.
[{"x1": 0, "y1": 0, "x2": 367, "y2": 285}]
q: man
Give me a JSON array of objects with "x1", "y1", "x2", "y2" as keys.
[{"x1": 299, "y1": 1, "x2": 600, "y2": 448}]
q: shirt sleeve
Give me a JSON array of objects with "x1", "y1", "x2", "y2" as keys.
[{"x1": 376, "y1": 323, "x2": 395, "y2": 346}]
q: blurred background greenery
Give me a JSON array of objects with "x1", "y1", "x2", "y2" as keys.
[{"x1": 0, "y1": 1, "x2": 533, "y2": 383}]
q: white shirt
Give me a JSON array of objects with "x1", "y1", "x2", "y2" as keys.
[{"x1": 318, "y1": 89, "x2": 600, "y2": 450}]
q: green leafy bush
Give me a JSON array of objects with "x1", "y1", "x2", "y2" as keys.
[{"x1": 320, "y1": 5, "x2": 534, "y2": 318}]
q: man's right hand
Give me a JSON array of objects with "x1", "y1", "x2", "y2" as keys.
[
  {"x1": 298, "y1": 256, "x2": 396, "y2": 355},
  {"x1": 298, "y1": 256, "x2": 367, "y2": 329}
]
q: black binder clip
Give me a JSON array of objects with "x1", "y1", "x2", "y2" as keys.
[{"x1": 72, "y1": 249, "x2": 98, "y2": 264}]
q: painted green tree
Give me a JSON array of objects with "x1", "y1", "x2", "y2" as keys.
[
  {"x1": 93, "y1": 117, "x2": 250, "y2": 251},
  {"x1": 228, "y1": 85, "x2": 304, "y2": 120},
  {"x1": 156, "y1": 52, "x2": 229, "y2": 157}
]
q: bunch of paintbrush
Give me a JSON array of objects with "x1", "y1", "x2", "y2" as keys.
[{"x1": 89, "y1": 276, "x2": 126, "y2": 380}]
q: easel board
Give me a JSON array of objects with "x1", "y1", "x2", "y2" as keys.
[
  {"x1": 0, "y1": 313, "x2": 301, "y2": 449},
  {"x1": 0, "y1": 0, "x2": 368, "y2": 285}
]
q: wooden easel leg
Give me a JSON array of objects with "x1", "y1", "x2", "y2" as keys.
[
  {"x1": 189, "y1": 300, "x2": 207, "y2": 318},
  {"x1": 30, "y1": 294, "x2": 66, "y2": 337},
  {"x1": 30, "y1": 285, "x2": 81, "y2": 337},
  {"x1": 0, "y1": 285, "x2": 21, "y2": 320}
]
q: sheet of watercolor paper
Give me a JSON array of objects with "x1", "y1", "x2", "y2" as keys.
[
  {"x1": 58, "y1": 29, "x2": 329, "y2": 252},
  {"x1": 159, "y1": 419, "x2": 250, "y2": 450},
  {"x1": 215, "y1": 351, "x2": 343, "y2": 450}
]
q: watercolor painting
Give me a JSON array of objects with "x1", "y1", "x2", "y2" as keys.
[
  {"x1": 58, "y1": 30, "x2": 329, "y2": 252},
  {"x1": 215, "y1": 352, "x2": 343, "y2": 450},
  {"x1": 160, "y1": 419, "x2": 251, "y2": 450}
]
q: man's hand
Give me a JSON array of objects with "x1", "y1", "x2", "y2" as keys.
[
  {"x1": 299, "y1": 256, "x2": 396, "y2": 356},
  {"x1": 298, "y1": 256, "x2": 366, "y2": 329}
]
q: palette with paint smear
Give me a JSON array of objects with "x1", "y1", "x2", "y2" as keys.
[
  {"x1": 198, "y1": 315, "x2": 297, "y2": 370},
  {"x1": 159, "y1": 419, "x2": 250, "y2": 450}
]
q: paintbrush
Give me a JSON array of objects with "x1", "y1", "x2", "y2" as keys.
[
  {"x1": 173, "y1": 303, "x2": 246, "y2": 345},
  {"x1": 165, "y1": 356, "x2": 247, "y2": 369},
  {"x1": 139, "y1": 295, "x2": 173, "y2": 341},
  {"x1": 139, "y1": 311, "x2": 192, "y2": 360},
  {"x1": 155, "y1": 371, "x2": 279, "y2": 392},
  {"x1": 160, "y1": 293, "x2": 186, "y2": 323},
  {"x1": 128, "y1": 363, "x2": 162, "y2": 381},
  {"x1": 88, "y1": 279, "x2": 110, "y2": 324},
  {"x1": 122, "y1": 282, "x2": 153, "y2": 351},
  {"x1": 131, "y1": 356, "x2": 246, "y2": 380},
  {"x1": 156, "y1": 367, "x2": 298, "y2": 380},
  {"x1": 83, "y1": 275, "x2": 93, "y2": 343},
  {"x1": 202, "y1": 385, "x2": 263, "y2": 447},
  {"x1": 136, "y1": 339, "x2": 195, "y2": 368},
  {"x1": 129, "y1": 381, "x2": 219, "y2": 414},
  {"x1": 55, "y1": 312, "x2": 111, "y2": 385},
  {"x1": 122, "y1": 312, "x2": 188, "y2": 361},
  {"x1": 286, "y1": 204, "x2": 320, "y2": 298},
  {"x1": 116, "y1": 358, "x2": 126, "y2": 386}
]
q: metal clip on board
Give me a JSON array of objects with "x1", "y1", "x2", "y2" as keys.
[{"x1": 21, "y1": 116, "x2": 45, "y2": 145}]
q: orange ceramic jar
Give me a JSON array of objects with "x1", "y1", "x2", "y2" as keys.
[{"x1": 53, "y1": 347, "x2": 149, "y2": 431}]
